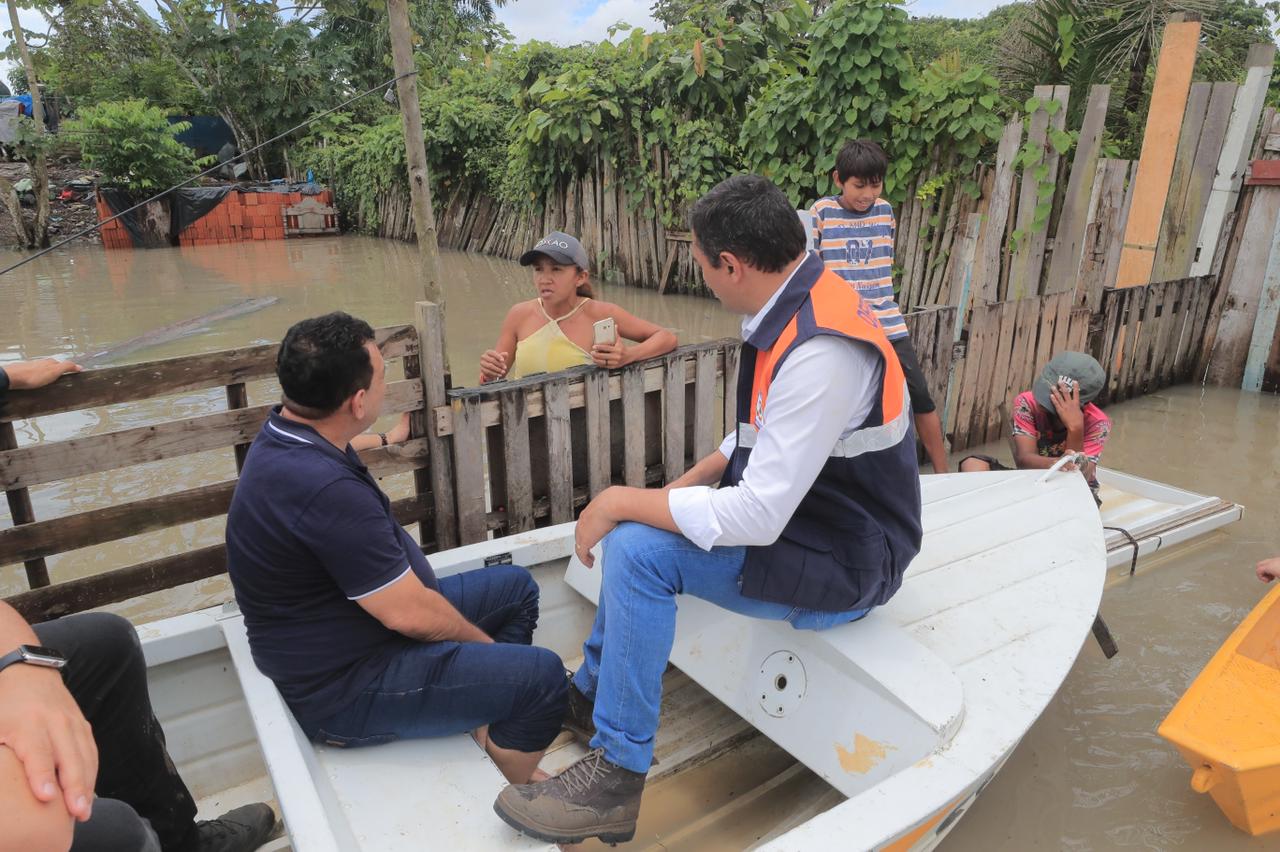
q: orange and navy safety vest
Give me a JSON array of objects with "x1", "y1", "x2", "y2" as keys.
[{"x1": 721, "y1": 252, "x2": 923, "y2": 612}]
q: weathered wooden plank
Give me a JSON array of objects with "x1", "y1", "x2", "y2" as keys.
[
  {"x1": 1, "y1": 325, "x2": 418, "y2": 423},
  {"x1": 0, "y1": 379, "x2": 422, "y2": 491},
  {"x1": 1, "y1": 422, "x2": 48, "y2": 588},
  {"x1": 451, "y1": 395, "x2": 487, "y2": 545},
  {"x1": 1150, "y1": 82, "x2": 1213, "y2": 282},
  {"x1": 1205, "y1": 185, "x2": 1280, "y2": 385},
  {"x1": 1077, "y1": 161, "x2": 1128, "y2": 311},
  {"x1": 662, "y1": 354, "x2": 687, "y2": 483},
  {"x1": 983, "y1": 301, "x2": 1018, "y2": 444},
  {"x1": 1010, "y1": 86, "x2": 1070, "y2": 299},
  {"x1": 961, "y1": 303, "x2": 1001, "y2": 450},
  {"x1": 1116, "y1": 17, "x2": 1201, "y2": 287},
  {"x1": 1067, "y1": 307, "x2": 1091, "y2": 355},
  {"x1": 621, "y1": 363, "x2": 647, "y2": 487},
  {"x1": 584, "y1": 369, "x2": 612, "y2": 498},
  {"x1": 0, "y1": 479, "x2": 235, "y2": 566},
  {"x1": 721, "y1": 343, "x2": 741, "y2": 439},
  {"x1": 5, "y1": 543, "x2": 228, "y2": 624},
  {"x1": 1046, "y1": 85, "x2": 1111, "y2": 295},
  {"x1": 226, "y1": 383, "x2": 250, "y2": 473},
  {"x1": 416, "y1": 301, "x2": 457, "y2": 551},
  {"x1": 692, "y1": 348, "x2": 718, "y2": 461},
  {"x1": 1006, "y1": 297, "x2": 1043, "y2": 419},
  {"x1": 1031, "y1": 294, "x2": 1060, "y2": 386},
  {"x1": 1152, "y1": 278, "x2": 1177, "y2": 383},
  {"x1": 544, "y1": 378, "x2": 574, "y2": 524},
  {"x1": 1173, "y1": 277, "x2": 1209, "y2": 379},
  {"x1": 433, "y1": 341, "x2": 732, "y2": 436},
  {"x1": 1133, "y1": 282, "x2": 1167, "y2": 394},
  {"x1": 1116, "y1": 285, "x2": 1151, "y2": 400},
  {"x1": 498, "y1": 389, "x2": 534, "y2": 533},
  {"x1": 1243, "y1": 204, "x2": 1280, "y2": 390},
  {"x1": 1191, "y1": 43, "x2": 1277, "y2": 276}
]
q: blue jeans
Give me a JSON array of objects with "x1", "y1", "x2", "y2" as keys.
[
  {"x1": 307, "y1": 564, "x2": 568, "y2": 753},
  {"x1": 573, "y1": 522, "x2": 868, "y2": 773}
]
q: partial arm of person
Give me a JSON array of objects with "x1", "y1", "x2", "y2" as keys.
[
  {"x1": 1257, "y1": 557, "x2": 1280, "y2": 583},
  {"x1": 350, "y1": 412, "x2": 411, "y2": 452},
  {"x1": 298, "y1": 480, "x2": 492, "y2": 643},
  {"x1": 356, "y1": 572, "x2": 493, "y2": 644},
  {"x1": 1, "y1": 359, "x2": 82, "y2": 391},
  {"x1": 480, "y1": 306, "x2": 522, "y2": 383},
  {"x1": 0, "y1": 601, "x2": 97, "y2": 827},
  {"x1": 588, "y1": 303, "x2": 677, "y2": 369}
]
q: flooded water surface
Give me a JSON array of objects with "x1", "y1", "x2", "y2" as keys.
[{"x1": 3, "y1": 236, "x2": 1279, "y2": 849}]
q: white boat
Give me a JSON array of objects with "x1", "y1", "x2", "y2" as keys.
[{"x1": 139, "y1": 464, "x2": 1121, "y2": 851}]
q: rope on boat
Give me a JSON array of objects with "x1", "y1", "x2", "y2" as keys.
[
  {"x1": 1103, "y1": 525, "x2": 1148, "y2": 577},
  {"x1": 0, "y1": 71, "x2": 418, "y2": 279}
]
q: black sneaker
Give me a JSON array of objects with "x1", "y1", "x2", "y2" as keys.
[
  {"x1": 179, "y1": 802, "x2": 277, "y2": 852},
  {"x1": 494, "y1": 747, "x2": 645, "y2": 845},
  {"x1": 563, "y1": 674, "x2": 596, "y2": 741}
]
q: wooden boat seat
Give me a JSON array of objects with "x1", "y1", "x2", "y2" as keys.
[{"x1": 218, "y1": 612, "x2": 554, "y2": 852}]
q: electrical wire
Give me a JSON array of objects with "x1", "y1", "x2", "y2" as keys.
[{"x1": 0, "y1": 70, "x2": 416, "y2": 278}]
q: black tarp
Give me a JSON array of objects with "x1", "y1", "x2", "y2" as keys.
[
  {"x1": 171, "y1": 186, "x2": 234, "y2": 234},
  {"x1": 98, "y1": 187, "x2": 171, "y2": 248}
]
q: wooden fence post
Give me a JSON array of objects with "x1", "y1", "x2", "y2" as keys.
[
  {"x1": 415, "y1": 301, "x2": 457, "y2": 550},
  {"x1": 1009, "y1": 85, "x2": 1070, "y2": 300},
  {"x1": 1045, "y1": 85, "x2": 1110, "y2": 295},
  {"x1": 0, "y1": 422, "x2": 49, "y2": 589}
]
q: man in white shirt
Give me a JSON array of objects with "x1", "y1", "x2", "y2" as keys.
[{"x1": 494, "y1": 175, "x2": 923, "y2": 845}]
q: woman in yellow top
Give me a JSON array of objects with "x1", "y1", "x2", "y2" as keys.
[{"x1": 480, "y1": 231, "x2": 677, "y2": 382}]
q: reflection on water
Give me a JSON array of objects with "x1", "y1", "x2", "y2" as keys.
[{"x1": 3, "y1": 238, "x2": 1279, "y2": 849}]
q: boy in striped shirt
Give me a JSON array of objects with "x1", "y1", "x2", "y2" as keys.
[{"x1": 809, "y1": 139, "x2": 949, "y2": 472}]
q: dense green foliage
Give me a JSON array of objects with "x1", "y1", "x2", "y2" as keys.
[
  {"x1": 64, "y1": 100, "x2": 212, "y2": 189},
  {"x1": 9, "y1": 0, "x2": 1278, "y2": 227}
]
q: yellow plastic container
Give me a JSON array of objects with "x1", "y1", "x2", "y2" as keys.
[{"x1": 1159, "y1": 582, "x2": 1280, "y2": 836}]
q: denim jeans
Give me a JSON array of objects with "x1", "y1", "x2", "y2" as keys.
[
  {"x1": 33, "y1": 613, "x2": 199, "y2": 852},
  {"x1": 306, "y1": 564, "x2": 568, "y2": 753},
  {"x1": 573, "y1": 522, "x2": 868, "y2": 774}
]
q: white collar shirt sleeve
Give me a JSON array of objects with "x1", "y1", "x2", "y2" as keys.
[{"x1": 668, "y1": 334, "x2": 885, "y2": 551}]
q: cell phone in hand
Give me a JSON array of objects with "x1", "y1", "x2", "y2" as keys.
[{"x1": 593, "y1": 317, "x2": 618, "y2": 346}]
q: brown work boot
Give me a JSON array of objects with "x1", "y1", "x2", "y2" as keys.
[
  {"x1": 494, "y1": 747, "x2": 645, "y2": 844},
  {"x1": 563, "y1": 675, "x2": 596, "y2": 741}
]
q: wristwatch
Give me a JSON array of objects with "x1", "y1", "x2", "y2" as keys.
[{"x1": 0, "y1": 645, "x2": 67, "y2": 675}]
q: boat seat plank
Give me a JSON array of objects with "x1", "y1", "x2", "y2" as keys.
[{"x1": 219, "y1": 613, "x2": 553, "y2": 852}]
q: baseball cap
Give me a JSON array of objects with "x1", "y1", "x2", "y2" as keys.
[
  {"x1": 1033, "y1": 351, "x2": 1106, "y2": 411},
  {"x1": 519, "y1": 231, "x2": 590, "y2": 270}
]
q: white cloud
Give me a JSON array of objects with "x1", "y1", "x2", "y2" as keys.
[{"x1": 496, "y1": 0, "x2": 660, "y2": 45}]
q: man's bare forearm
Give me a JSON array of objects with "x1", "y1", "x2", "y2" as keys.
[
  {"x1": 665, "y1": 450, "x2": 730, "y2": 490},
  {"x1": 395, "y1": 590, "x2": 492, "y2": 644}
]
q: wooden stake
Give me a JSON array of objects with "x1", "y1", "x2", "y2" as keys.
[{"x1": 387, "y1": 0, "x2": 446, "y2": 308}]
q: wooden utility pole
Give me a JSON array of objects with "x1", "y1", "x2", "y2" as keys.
[
  {"x1": 5, "y1": 0, "x2": 51, "y2": 248},
  {"x1": 387, "y1": 0, "x2": 445, "y2": 307}
]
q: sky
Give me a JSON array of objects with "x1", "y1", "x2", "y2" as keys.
[{"x1": 494, "y1": 0, "x2": 1009, "y2": 45}]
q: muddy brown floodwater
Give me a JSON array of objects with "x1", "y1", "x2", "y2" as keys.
[{"x1": 2, "y1": 236, "x2": 1278, "y2": 849}]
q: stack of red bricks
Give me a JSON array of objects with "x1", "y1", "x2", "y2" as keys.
[
  {"x1": 96, "y1": 187, "x2": 337, "y2": 249},
  {"x1": 179, "y1": 189, "x2": 336, "y2": 247},
  {"x1": 96, "y1": 195, "x2": 134, "y2": 250}
]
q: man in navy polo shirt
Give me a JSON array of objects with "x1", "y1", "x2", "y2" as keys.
[{"x1": 226, "y1": 312, "x2": 568, "y2": 784}]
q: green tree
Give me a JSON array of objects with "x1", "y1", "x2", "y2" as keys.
[{"x1": 65, "y1": 99, "x2": 212, "y2": 189}]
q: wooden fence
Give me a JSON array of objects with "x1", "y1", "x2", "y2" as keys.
[{"x1": 0, "y1": 304, "x2": 737, "y2": 623}]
